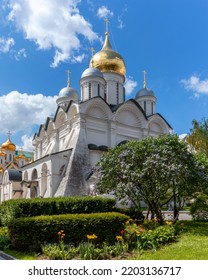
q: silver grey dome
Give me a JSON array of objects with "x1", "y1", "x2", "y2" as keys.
[
  {"x1": 135, "y1": 87, "x2": 155, "y2": 99},
  {"x1": 81, "y1": 67, "x2": 104, "y2": 79},
  {"x1": 58, "y1": 87, "x2": 79, "y2": 101}
]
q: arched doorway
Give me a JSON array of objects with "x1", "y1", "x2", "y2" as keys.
[
  {"x1": 30, "y1": 186, "x2": 37, "y2": 198},
  {"x1": 30, "y1": 168, "x2": 38, "y2": 198}
]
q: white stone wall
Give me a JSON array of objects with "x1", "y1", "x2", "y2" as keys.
[{"x1": 103, "y1": 72, "x2": 125, "y2": 105}]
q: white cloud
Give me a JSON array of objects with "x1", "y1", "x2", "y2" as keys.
[
  {"x1": 125, "y1": 76, "x2": 138, "y2": 96},
  {"x1": 16, "y1": 135, "x2": 34, "y2": 151},
  {"x1": 97, "y1": 6, "x2": 113, "y2": 19},
  {"x1": 71, "y1": 54, "x2": 85, "y2": 63},
  {"x1": 180, "y1": 75, "x2": 208, "y2": 97},
  {"x1": 0, "y1": 37, "x2": 15, "y2": 53},
  {"x1": 14, "y1": 48, "x2": 27, "y2": 60},
  {"x1": 117, "y1": 6, "x2": 127, "y2": 30},
  {"x1": 0, "y1": 91, "x2": 57, "y2": 135},
  {"x1": 117, "y1": 17, "x2": 126, "y2": 30},
  {"x1": 6, "y1": 0, "x2": 98, "y2": 67}
]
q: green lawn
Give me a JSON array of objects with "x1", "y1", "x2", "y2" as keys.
[{"x1": 130, "y1": 221, "x2": 208, "y2": 260}]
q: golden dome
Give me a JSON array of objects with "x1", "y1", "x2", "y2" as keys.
[
  {"x1": 0, "y1": 167, "x2": 4, "y2": 173},
  {"x1": 0, "y1": 149, "x2": 5, "y2": 157},
  {"x1": 2, "y1": 138, "x2": 16, "y2": 151},
  {"x1": 17, "y1": 153, "x2": 26, "y2": 159},
  {"x1": 89, "y1": 32, "x2": 126, "y2": 76}
]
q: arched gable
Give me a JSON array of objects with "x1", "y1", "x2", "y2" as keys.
[
  {"x1": 67, "y1": 104, "x2": 79, "y2": 121},
  {"x1": 148, "y1": 114, "x2": 171, "y2": 134},
  {"x1": 54, "y1": 110, "x2": 67, "y2": 129},
  {"x1": 39, "y1": 126, "x2": 47, "y2": 139},
  {"x1": 46, "y1": 120, "x2": 56, "y2": 136},
  {"x1": 82, "y1": 97, "x2": 112, "y2": 120},
  {"x1": 114, "y1": 100, "x2": 147, "y2": 128}
]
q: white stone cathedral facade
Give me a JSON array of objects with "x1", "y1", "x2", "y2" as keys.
[{"x1": 0, "y1": 30, "x2": 171, "y2": 203}]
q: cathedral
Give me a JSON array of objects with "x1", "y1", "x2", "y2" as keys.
[
  {"x1": 0, "y1": 134, "x2": 33, "y2": 202},
  {"x1": 0, "y1": 27, "x2": 172, "y2": 203}
]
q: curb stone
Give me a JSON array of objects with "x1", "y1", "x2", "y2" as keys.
[{"x1": 0, "y1": 251, "x2": 16, "y2": 260}]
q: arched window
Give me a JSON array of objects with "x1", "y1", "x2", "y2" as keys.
[{"x1": 31, "y1": 169, "x2": 38, "y2": 180}]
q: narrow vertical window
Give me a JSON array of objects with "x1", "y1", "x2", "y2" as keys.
[
  {"x1": 98, "y1": 84, "x2": 100, "y2": 96},
  {"x1": 151, "y1": 102, "x2": 154, "y2": 114},
  {"x1": 123, "y1": 87, "x2": 125, "y2": 102},
  {"x1": 144, "y1": 101, "x2": 146, "y2": 113},
  {"x1": 89, "y1": 82, "x2": 91, "y2": 99},
  {"x1": 116, "y1": 82, "x2": 119, "y2": 104},
  {"x1": 104, "y1": 82, "x2": 107, "y2": 101}
]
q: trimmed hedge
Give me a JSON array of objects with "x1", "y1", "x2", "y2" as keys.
[
  {"x1": 0, "y1": 196, "x2": 116, "y2": 226},
  {"x1": 8, "y1": 212, "x2": 129, "y2": 251}
]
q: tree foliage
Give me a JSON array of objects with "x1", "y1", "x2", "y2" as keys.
[
  {"x1": 97, "y1": 134, "x2": 208, "y2": 222},
  {"x1": 186, "y1": 118, "x2": 208, "y2": 156}
]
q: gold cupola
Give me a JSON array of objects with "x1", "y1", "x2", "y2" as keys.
[
  {"x1": 0, "y1": 150, "x2": 6, "y2": 156},
  {"x1": 89, "y1": 21, "x2": 126, "y2": 76},
  {"x1": 1, "y1": 132, "x2": 16, "y2": 151}
]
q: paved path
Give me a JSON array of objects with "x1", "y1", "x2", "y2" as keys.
[
  {"x1": 0, "y1": 251, "x2": 16, "y2": 260},
  {"x1": 143, "y1": 211, "x2": 192, "y2": 221}
]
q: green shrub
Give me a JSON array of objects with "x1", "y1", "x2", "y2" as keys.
[
  {"x1": 121, "y1": 219, "x2": 177, "y2": 251},
  {"x1": 138, "y1": 224, "x2": 176, "y2": 250},
  {"x1": 41, "y1": 243, "x2": 79, "y2": 260},
  {"x1": 0, "y1": 227, "x2": 11, "y2": 250},
  {"x1": 190, "y1": 194, "x2": 208, "y2": 221},
  {"x1": 8, "y1": 212, "x2": 129, "y2": 252},
  {"x1": 0, "y1": 196, "x2": 116, "y2": 226}
]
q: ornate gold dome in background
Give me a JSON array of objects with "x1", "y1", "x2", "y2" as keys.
[
  {"x1": 90, "y1": 32, "x2": 126, "y2": 76},
  {"x1": 1, "y1": 138, "x2": 16, "y2": 151},
  {"x1": 0, "y1": 149, "x2": 6, "y2": 156},
  {"x1": 17, "y1": 153, "x2": 26, "y2": 159}
]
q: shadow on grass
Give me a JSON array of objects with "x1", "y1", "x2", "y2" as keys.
[{"x1": 180, "y1": 221, "x2": 208, "y2": 236}]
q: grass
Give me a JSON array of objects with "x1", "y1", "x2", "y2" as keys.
[
  {"x1": 130, "y1": 221, "x2": 208, "y2": 260},
  {"x1": 3, "y1": 221, "x2": 208, "y2": 260},
  {"x1": 3, "y1": 249, "x2": 37, "y2": 260}
]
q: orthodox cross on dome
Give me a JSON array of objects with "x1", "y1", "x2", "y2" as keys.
[
  {"x1": 66, "y1": 70, "x2": 71, "y2": 87},
  {"x1": 7, "y1": 130, "x2": 12, "y2": 140},
  {"x1": 105, "y1": 18, "x2": 109, "y2": 34},
  {"x1": 90, "y1": 47, "x2": 95, "y2": 57},
  {"x1": 143, "y1": 70, "x2": 147, "y2": 88},
  {"x1": 90, "y1": 47, "x2": 95, "y2": 67}
]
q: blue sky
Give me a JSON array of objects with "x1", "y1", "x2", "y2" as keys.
[{"x1": 0, "y1": 0, "x2": 208, "y2": 151}]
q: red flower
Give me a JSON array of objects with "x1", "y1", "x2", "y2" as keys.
[{"x1": 120, "y1": 230, "x2": 125, "y2": 235}]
